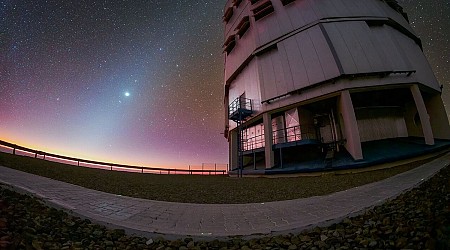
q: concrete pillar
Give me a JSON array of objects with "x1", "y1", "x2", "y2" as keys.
[
  {"x1": 410, "y1": 84, "x2": 435, "y2": 145},
  {"x1": 263, "y1": 112, "x2": 274, "y2": 169},
  {"x1": 424, "y1": 93, "x2": 450, "y2": 140},
  {"x1": 338, "y1": 90, "x2": 363, "y2": 160},
  {"x1": 229, "y1": 130, "x2": 238, "y2": 170}
]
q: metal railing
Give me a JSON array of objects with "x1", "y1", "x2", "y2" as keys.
[
  {"x1": 228, "y1": 97, "x2": 253, "y2": 118},
  {"x1": 273, "y1": 125, "x2": 317, "y2": 144},
  {"x1": 241, "y1": 125, "x2": 317, "y2": 151},
  {"x1": 0, "y1": 140, "x2": 227, "y2": 175}
]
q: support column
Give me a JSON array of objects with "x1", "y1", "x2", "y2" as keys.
[
  {"x1": 263, "y1": 112, "x2": 274, "y2": 169},
  {"x1": 424, "y1": 93, "x2": 450, "y2": 140},
  {"x1": 338, "y1": 90, "x2": 363, "y2": 160},
  {"x1": 410, "y1": 84, "x2": 434, "y2": 145},
  {"x1": 229, "y1": 130, "x2": 238, "y2": 170}
]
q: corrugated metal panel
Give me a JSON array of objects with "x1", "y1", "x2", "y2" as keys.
[
  {"x1": 284, "y1": 0, "x2": 306, "y2": 28},
  {"x1": 258, "y1": 49, "x2": 277, "y2": 102},
  {"x1": 391, "y1": 27, "x2": 440, "y2": 90},
  {"x1": 271, "y1": 0, "x2": 293, "y2": 36},
  {"x1": 308, "y1": 26, "x2": 341, "y2": 81},
  {"x1": 280, "y1": 37, "x2": 309, "y2": 90},
  {"x1": 353, "y1": 22, "x2": 387, "y2": 72},
  {"x1": 271, "y1": 46, "x2": 289, "y2": 97},
  {"x1": 254, "y1": 8, "x2": 279, "y2": 48},
  {"x1": 301, "y1": 0, "x2": 319, "y2": 24},
  {"x1": 336, "y1": 22, "x2": 372, "y2": 73},
  {"x1": 373, "y1": 26, "x2": 410, "y2": 70},
  {"x1": 323, "y1": 22, "x2": 358, "y2": 74},
  {"x1": 277, "y1": 41, "x2": 295, "y2": 92},
  {"x1": 295, "y1": 29, "x2": 326, "y2": 84}
]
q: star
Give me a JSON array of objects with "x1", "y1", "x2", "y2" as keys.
[{"x1": 124, "y1": 92, "x2": 130, "y2": 97}]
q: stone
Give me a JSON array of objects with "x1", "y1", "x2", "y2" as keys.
[
  {"x1": 0, "y1": 218, "x2": 7, "y2": 229},
  {"x1": 105, "y1": 240, "x2": 114, "y2": 247},
  {"x1": 320, "y1": 235, "x2": 328, "y2": 241},
  {"x1": 290, "y1": 235, "x2": 300, "y2": 245},
  {"x1": 342, "y1": 218, "x2": 352, "y2": 225},
  {"x1": 92, "y1": 230, "x2": 103, "y2": 237},
  {"x1": 288, "y1": 244, "x2": 298, "y2": 250},
  {"x1": 146, "y1": 239, "x2": 154, "y2": 245},
  {"x1": 396, "y1": 237, "x2": 408, "y2": 248},
  {"x1": 299, "y1": 235, "x2": 311, "y2": 242},
  {"x1": 186, "y1": 241, "x2": 194, "y2": 248}
]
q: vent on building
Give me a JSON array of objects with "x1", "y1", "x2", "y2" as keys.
[
  {"x1": 223, "y1": 7, "x2": 234, "y2": 23},
  {"x1": 235, "y1": 16, "x2": 250, "y2": 38},
  {"x1": 223, "y1": 35, "x2": 236, "y2": 54},
  {"x1": 280, "y1": 0, "x2": 296, "y2": 6},
  {"x1": 252, "y1": 1, "x2": 274, "y2": 21}
]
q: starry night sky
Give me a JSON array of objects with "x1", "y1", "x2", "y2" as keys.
[{"x1": 1, "y1": 0, "x2": 449, "y2": 168}]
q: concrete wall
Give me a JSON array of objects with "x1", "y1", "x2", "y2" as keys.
[
  {"x1": 424, "y1": 93, "x2": 450, "y2": 140},
  {"x1": 404, "y1": 98, "x2": 424, "y2": 138},
  {"x1": 337, "y1": 91, "x2": 363, "y2": 160}
]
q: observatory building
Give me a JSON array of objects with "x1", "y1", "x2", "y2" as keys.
[{"x1": 222, "y1": 0, "x2": 450, "y2": 175}]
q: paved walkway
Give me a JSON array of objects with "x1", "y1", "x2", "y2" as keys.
[{"x1": 0, "y1": 153, "x2": 449, "y2": 240}]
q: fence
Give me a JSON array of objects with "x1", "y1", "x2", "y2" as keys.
[{"x1": 0, "y1": 140, "x2": 227, "y2": 175}]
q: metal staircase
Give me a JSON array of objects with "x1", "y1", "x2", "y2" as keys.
[{"x1": 228, "y1": 97, "x2": 253, "y2": 177}]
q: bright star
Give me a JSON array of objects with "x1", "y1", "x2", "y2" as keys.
[{"x1": 125, "y1": 92, "x2": 130, "y2": 97}]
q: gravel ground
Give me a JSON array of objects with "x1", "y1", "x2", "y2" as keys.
[
  {"x1": 0, "y1": 165, "x2": 448, "y2": 249},
  {"x1": 0, "y1": 152, "x2": 439, "y2": 204}
]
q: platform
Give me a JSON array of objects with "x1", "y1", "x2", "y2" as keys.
[{"x1": 230, "y1": 137, "x2": 450, "y2": 175}]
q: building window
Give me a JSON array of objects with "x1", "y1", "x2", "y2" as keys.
[
  {"x1": 233, "y1": 0, "x2": 243, "y2": 7},
  {"x1": 280, "y1": 0, "x2": 296, "y2": 6},
  {"x1": 223, "y1": 35, "x2": 236, "y2": 54},
  {"x1": 252, "y1": 1, "x2": 274, "y2": 21},
  {"x1": 235, "y1": 16, "x2": 250, "y2": 38},
  {"x1": 223, "y1": 7, "x2": 234, "y2": 23}
]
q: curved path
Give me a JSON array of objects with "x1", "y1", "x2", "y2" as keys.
[{"x1": 0, "y1": 153, "x2": 449, "y2": 240}]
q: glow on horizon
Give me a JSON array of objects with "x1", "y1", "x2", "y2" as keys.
[
  {"x1": 0, "y1": 137, "x2": 172, "y2": 169},
  {"x1": 0, "y1": 138, "x2": 227, "y2": 173}
]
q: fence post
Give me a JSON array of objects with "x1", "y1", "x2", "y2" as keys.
[
  {"x1": 13, "y1": 148, "x2": 15, "y2": 155},
  {"x1": 35, "y1": 153, "x2": 37, "y2": 158},
  {"x1": 215, "y1": 163, "x2": 217, "y2": 175},
  {"x1": 202, "y1": 163, "x2": 204, "y2": 175},
  {"x1": 189, "y1": 165, "x2": 191, "y2": 175},
  {"x1": 110, "y1": 165, "x2": 112, "y2": 171},
  {"x1": 141, "y1": 167, "x2": 144, "y2": 173}
]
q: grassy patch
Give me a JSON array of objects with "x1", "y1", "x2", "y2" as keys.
[{"x1": 0, "y1": 152, "x2": 435, "y2": 204}]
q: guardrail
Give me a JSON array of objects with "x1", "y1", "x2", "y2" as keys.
[{"x1": 0, "y1": 140, "x2": 227, "y2": 175}]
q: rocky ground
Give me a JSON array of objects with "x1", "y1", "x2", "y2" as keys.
[{"x1": 0, "y1": 165, "x2": 449, "y2": 249}]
